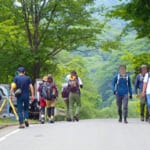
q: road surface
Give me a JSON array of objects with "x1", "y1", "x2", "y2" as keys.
[{"x1": 0, "y1": 119, "x2": 150, "y2": 150}]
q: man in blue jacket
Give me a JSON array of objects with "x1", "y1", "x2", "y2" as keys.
[
  {"x1": 112, "y1": 65, "x2": 132, "y2": 124},
  {"x1": 135, "y1": 65, "x2": 148, "y2": 121}
]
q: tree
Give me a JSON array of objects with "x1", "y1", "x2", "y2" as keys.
[
  {"x1": 0, "y1": 0, "x2": 105, "y2": 82},
  {"x1": 108, "y1": 0, "x2": 150, "y2": 39}
]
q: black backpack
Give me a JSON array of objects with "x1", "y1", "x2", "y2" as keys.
[{"x1": 39, "y1": 82, "x2": 47, "y2": 99}]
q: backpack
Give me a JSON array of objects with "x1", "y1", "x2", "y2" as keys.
[
  {"x1": 46, "y1": 82, "x2": 58, "y2": 100},
  {"x1": 117, "y1": 74, "x2": 129, "y2": 86},
  {"x1": 68, "y1": 76, "x2": 80, "y2": 93},
  {"x1": 62, "y1": 83, "x2": 69, "y2": 99},
  {"x1": 39, "y1": 82, "x2": 47, "y2": 99}
]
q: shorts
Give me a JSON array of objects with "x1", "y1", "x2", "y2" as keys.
[{"x1": 46, "y1": 99, "x2": 57, "y2": 108}]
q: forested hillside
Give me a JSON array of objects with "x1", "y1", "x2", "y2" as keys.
[{"x1": 0, "y1": 0, "x2": 149, "y2": 119}]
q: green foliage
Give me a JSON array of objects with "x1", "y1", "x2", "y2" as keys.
[{"x1": 108, "y1": 0, "x2": 150, "y2": 39}]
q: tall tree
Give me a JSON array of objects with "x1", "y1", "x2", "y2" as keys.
[
  {"x1": 108, "y1": 0, "x2": 150, "y2": 39},
  {"x1": 0, "y1": 0, "x2": 105, "y2": 82}
]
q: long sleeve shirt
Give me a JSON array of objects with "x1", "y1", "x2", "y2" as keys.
[{"x1": 134, "y1": 74, "x2": 145, "y2": 95}]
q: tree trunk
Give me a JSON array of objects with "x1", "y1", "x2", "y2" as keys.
[{"x1": 33, "y1": 62, "x2": 40, "y2": 84}]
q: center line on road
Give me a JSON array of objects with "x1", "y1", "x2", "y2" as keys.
[{"x1": 0, "y1": 129, "x2": 20, "y2": 143}]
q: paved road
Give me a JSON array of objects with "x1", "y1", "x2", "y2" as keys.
[{"x1": 0, "y1": 119, "x2": 150, "y2": 150}]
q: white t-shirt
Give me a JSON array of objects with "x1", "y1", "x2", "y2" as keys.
[{"x1": 144, "y1": 73, "x2": 150, "y2": 94}]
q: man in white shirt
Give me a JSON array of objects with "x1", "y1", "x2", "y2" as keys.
[{"x1": 142, "y1": 72, "x2": 150, "y2": 123}]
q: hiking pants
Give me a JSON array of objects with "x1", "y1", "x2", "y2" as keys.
[
  {"x1": 140, "y1": 92, "x2": 148, "y2": 119},
  {"x1": 17, "y1": 96, "x2": 29, "y2": 124},
  {"x1": 41, "y1": 107, "x2": 45, "y2": 115},
  {"x1": 69, "y1": 92, "x2": 81, "y2": 120},
  {"x1": 64, "y1": 98, "x2": 70, "y2": 118},
  {"x1": 116, "y1": 95, "x2": 128, "y2": 119}
]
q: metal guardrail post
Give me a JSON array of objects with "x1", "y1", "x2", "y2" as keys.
[{"x1": 7, "y1": 89, "x2": 10, "y2": 115}]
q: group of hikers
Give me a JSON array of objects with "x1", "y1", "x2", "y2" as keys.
[
  {"x1": 9, "y1": 67, "x2": 83, "y2": 128},
  {"x1": 8, "y1": 64, "x2": 150, "y2": 128},
  {"x1": 112, "y1": 64, "x2": 150, "y2": 124}
]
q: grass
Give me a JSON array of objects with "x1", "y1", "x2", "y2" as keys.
[{"x1": 0, "y1": 118, "x2": 39, "y2": 125}]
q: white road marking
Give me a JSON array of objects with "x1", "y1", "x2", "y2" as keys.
[{"x1": 0, "y1": 129, "x2": 20, "y2": 143}]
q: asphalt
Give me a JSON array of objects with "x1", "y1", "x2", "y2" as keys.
[{"x1": 0, "y1": 119, "x2": 150, "y2": 150}]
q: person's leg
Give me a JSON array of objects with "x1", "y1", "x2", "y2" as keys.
[
  {"x1": 41, "y1": 107, "x2": 45, "y2": 115},
  {"x1": 69, "y1": 92, "x2": 75, "y2": 121},
  {"x1": 17, "y1": 97, "x2": 24, "y2": 127},
  {"x1": 50, "y1": 100, "x2": 56, "y2": 116},
  {"x1": 75, "y1": 94, "x2": 81, "y2": 116},
  {"x1": 48, "y1": 99, "x2": 56, "y2": 123},
  {"x1": 46, "y1": 100, "x2": 51, "y2": 118},
  {"x1": 146, "y1": 94, "x2": 150, "y2": 123},
  {"x1": 23, "y1": 97, "x2": 29, "y2": 120},
  {"x1": 116, "y1": 96, "x2": 122, "y2": 122},
  {"x1": 145, "y1": 97, "x2": 149, "y2": 121},
  {"x1": 140, "y1": 92, "x2": 145, "y2": 121},
  {"x1": 65, "y1": 99, "x2": 71, "y2": 120},
  {"x1": 123, "y1": 95, "x2": 128, "y2": 123}
]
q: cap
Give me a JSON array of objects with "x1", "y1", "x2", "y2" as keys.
[
  {"x1": 140, "y1": 64, "x2": 147, "y2": 69},
  {"x1": 18, "y1": 67, "x2": 25, "y2": 73}
]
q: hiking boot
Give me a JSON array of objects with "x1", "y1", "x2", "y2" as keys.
[
  {"x1": 41, "y1": 119, "x2": 45, "y2": 124},
  {"x1": 67, "y1": 118, "x2": 72, "y2": 122},
  {"x1": 148, "y1": 117, "x2": 150, "y2": 124},
  {"x1": 118, "y1": 118, "x2": 122, "y2": 123},
  {"x1": 50, "y1": 118, "x2": 54, "y2": 123},
  {"x1": 25, "y1": 119, "x2": 29, "y2": 127},
  {"x1": 19, "y1": 124, "x2": 25, "y2": 129},
  {"x1": 50, "y1": 116, "x2": 54, "y2": 123},
  {"x1": 74, "y1": 115, "x2": 79, "y2": 122},
  {"x1": 124, "y1": 119, "x2": 128, "y2": 124},
  {"x1": 141, "y1": 116, "x2": 144, "y2": 122}
]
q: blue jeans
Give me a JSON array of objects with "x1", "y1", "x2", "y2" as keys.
[
  {"x1": 17, "y1": 96, "x2": 29, "y2": 124},
  {"x1": 146, "y1": 94, "x2": 150, "y2": 110}
]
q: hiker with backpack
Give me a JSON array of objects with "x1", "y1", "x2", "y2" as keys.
[
  {"x1": 38, "y1": 76, "x2": 48, "y2": 123},
  {"x1": 62, "y1": 72, "x2": 83, "y2": 121},
  {"x1": 112, "y1": 65, "x2": 132, "y2": 124},
  {"x1": 142, "y1": 69, "x2": 150, "y2": 123},
  {"x1": 45, "y1": 74, "x2": 58, "y2": 123},
  {"x1": 10, "y1": 67, "x2": 34, "y2": 128},
  {"x1": 135, "y1": 65, "x2": 149, "y2": 122},
  {"x1": 68, "y1": 71, "x2": 82, "y2": 121}
]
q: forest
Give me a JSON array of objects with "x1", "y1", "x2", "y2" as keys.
[{"x1": 0, "y1": 0, "x2": 150, "y2": 119}]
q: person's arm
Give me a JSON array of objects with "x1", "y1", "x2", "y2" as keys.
[
  {"x1": 128, "y1": 76, "x2": 132, "y2": 99},
  {"x1": 10, "y1": 77, "x2": 16, "y2": 100},
  {"x1": 134, "y1": 75, "x2": 139, "y2": 98},
  {"x1": 112, "y1": 75, "x2": 117, "y2": 94},
  {"x1": 29, "y1": 84, "x2": 34, "y2": 102},
  {"x1": 142, "y1": 73, "x2": 148, "y2": 98},
  {"x1": 78, "y1": 77, "x2": 83, "y2": 88},
  {"x1": 10, "y1": 86, "x2": 14, "y2": 100}
]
